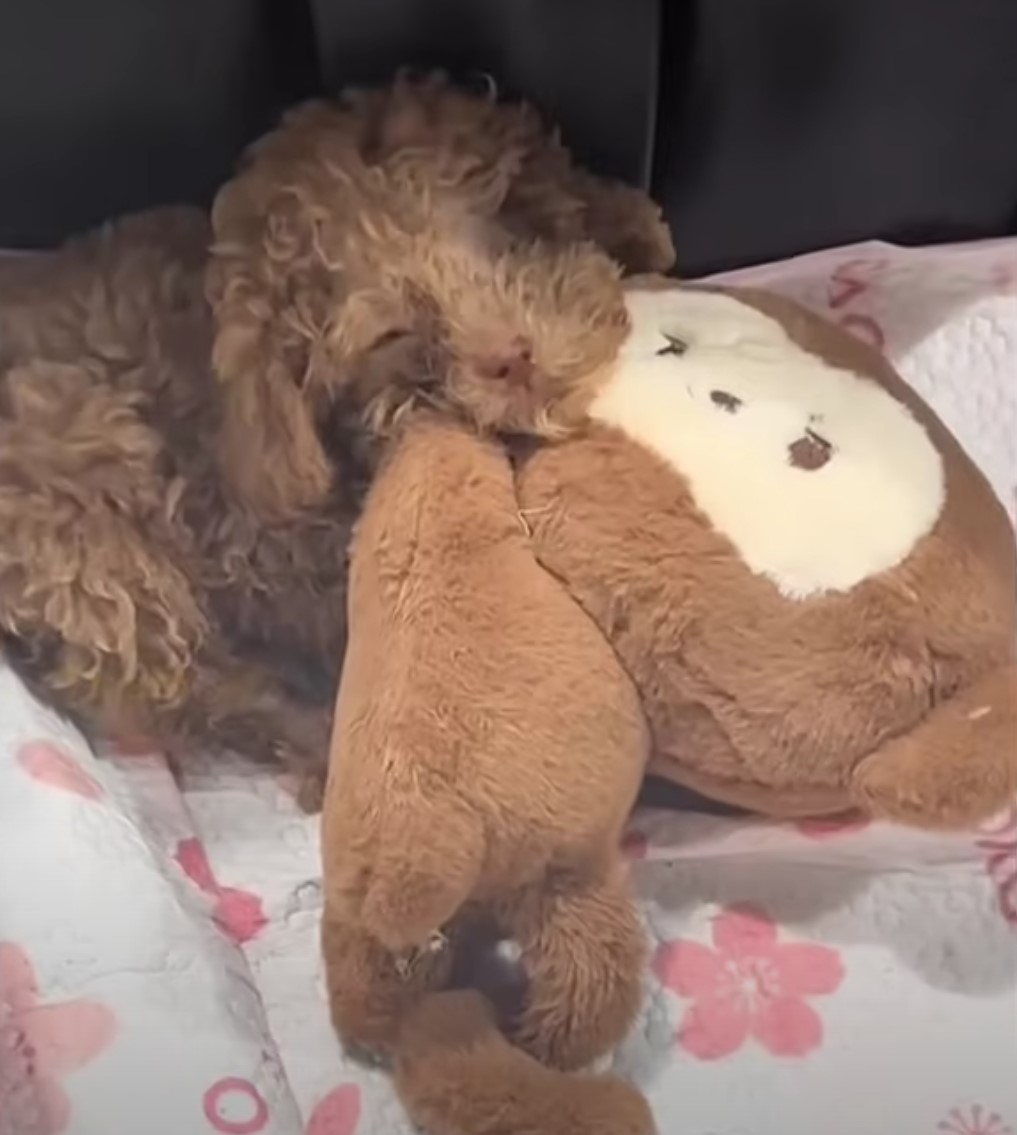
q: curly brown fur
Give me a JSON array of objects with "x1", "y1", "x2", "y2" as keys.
[
  {"x1": 208, "y1": 72, "x2": 674, "y2": 519},
  {"x1": 0, "y1": 76, "x2": 673, "y2": 801},
  {"x1": 0, "y1": 209, "x2": 347, "y2": 795}
]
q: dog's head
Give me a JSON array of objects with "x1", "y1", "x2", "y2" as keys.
[
  {"x1": 330, "y1": 225, "x2": 632, "y2": 435},
  {"x1": 210, "y1": 184, "x2": 631, "y2": 520}
]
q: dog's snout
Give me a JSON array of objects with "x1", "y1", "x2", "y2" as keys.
[{"x1": 476, "y1": 337, "x2": 535, "y2": 387}]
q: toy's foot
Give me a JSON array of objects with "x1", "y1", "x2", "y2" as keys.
[
  {"x1": 396, "y1": 990, "x2": 655, "y2": 1135},
  {"x1": 852, "y1": 662, "x2": 1017, "y2": 829},
  {"x1": 321, "y1": 906, "x2": 451, "y2": 1060},
  {"x1": 503, "y1": 863, "x2": 647, "y2": 1071},
  {"x1": 324, "y1": 788, "x2": 486, "y2": 954}
]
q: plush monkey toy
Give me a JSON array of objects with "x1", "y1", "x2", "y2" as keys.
[{"x1": 321, "y1": 280, "x2": 1016, "y2": 1134}]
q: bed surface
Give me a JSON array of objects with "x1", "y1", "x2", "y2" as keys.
[{"x1": 1, "y1": 239, "x2": 1015, "y2": 1135}]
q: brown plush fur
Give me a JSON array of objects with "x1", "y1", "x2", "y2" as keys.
[
  {"x1": 321, "y1": 418, "x2": 652, "y2": 1132},
  {"x1": 0, "y1": 75, "x2": 673, "y2": 801},
  {"x1": 517, "y1": 281, "x2": 1017, "y2": 828},
  {"x1": 321, "y1": 280, "x2": 1015, "y2": 1133},
  {"x1": 395, "y1": 991, "x2": 654, "y2": 1135},
  {"x1": 321, "y1": 417, "x2": 648, "y2": 1021}
]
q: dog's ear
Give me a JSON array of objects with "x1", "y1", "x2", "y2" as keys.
[
  {"x1": 560, "y1": 170, "x2": 676, "y2": 275},
  {"x1": 208, "y1": 133, "x2": 340, "y2": 520},
  {"x1": 206, "y1": 97, "x2": 420, "y2": 519},
  {"x1": 211, "y1": 312, "x2": 333, "y2": 520}
]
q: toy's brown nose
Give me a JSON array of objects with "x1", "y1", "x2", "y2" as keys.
[
  {"x1": 476, "y1": 338, "x2": 534, "y2": 387},
  {"x1": 788, "y1": 428, "x2": 833, "y2": 470}
]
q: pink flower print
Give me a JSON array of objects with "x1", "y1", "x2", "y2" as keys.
[
  {"x1": 202, "y1": 1077, "x2": 269, "y2": 1134},
  {"x1": 654, "y1": 903, "x2": 844, "y2": 1061},
  {"x1": 938, "y1": 1103, "x2": 1013, "y2": 1135},
  {"x1": 174, "y1": 839, "x2": 268, "y2": 946},
  {"x1": 992, "y1": 863, "x2": 1017, "y2": 926},
  {"x1": 795, "y1": 813, "x2": 871, "y2": 840},
  {"x1": 307, "y1": 1083, "x2": 362, "y2": 1135},
  {"x1": 0, "y1": 941, "x2": 116, "y2": 1135},
  {"x1": 16, "y1": 741, "x2": 104, "y2": 801},
  {"x1": 975, "y1": 805, "x2": 1017, "y2": 929},
  {"x1": 826, "y1": 257, "x2": 887, "y2": 309}
]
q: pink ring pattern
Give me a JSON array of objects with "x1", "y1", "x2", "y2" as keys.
[{"x1": 202, "y1": 1077, "x2": 269, "y2": 1134}]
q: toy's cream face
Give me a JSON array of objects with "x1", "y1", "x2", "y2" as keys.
[{"x1": 590, "y1": 287, "x2": 946, "y2": 598}]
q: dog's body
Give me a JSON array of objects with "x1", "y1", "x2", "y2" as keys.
[
  {"x1": 0, "y1": 209, "x2": 348, "y2": 795},
  {"x1": 0, "y1": 77, "x2": 674, "y2": 800}
]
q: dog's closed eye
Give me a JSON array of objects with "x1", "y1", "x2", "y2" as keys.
[{"x1": 371, "y1": 329, "x2": 410, "y2": 351}]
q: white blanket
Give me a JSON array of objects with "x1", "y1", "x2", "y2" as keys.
[{"x1": 1, "y1": 240, "x2": 1015, "y2": 1135}]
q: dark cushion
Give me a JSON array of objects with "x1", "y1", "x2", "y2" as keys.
[
  {"x1": 0, "y1": 0, "x2": 314, "y2": 248},
  {"x1": 654, "y1": 0, "x2": 1017, "y2": 274},
  {"x1": 1, "y1": 0, "x2": 1015, "y2": 273},
  {"x1": 307, "y1": 0, "x2": 661, "y2": 187}
]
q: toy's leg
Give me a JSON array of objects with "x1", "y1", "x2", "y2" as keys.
[
  {"x1": 852, "y1": 662, "x2": 1017, "y2": 828},
  {"x1": 321, "y1": 902, "x2": 452, "y2": 1061},
  {"x1": 500, "y1": 861, "x2": 647, "y2": 1071},
  {"x1": 395, "y1": 989, "x2": 655, "y2": 1135},
  {"x1": 324, "y1": 784, "x2": 487, "y2": 954}
]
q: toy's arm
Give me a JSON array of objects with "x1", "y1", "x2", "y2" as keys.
[
  {"x1": 852, "y1": 660, "x2": 1017, "y2": 828},
  {"x1": 321, "y1": 419, "x2": 497, "y2": 951},
  {"x1": 321, "y1": 416, "x2": 647, "y2": 954}
]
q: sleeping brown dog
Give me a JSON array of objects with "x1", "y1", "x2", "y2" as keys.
[{"x1": 0, "y1": 75, "x2": 673, "y2": 797}]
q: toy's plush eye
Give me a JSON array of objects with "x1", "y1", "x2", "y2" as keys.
[
  {"x1": 656, "y1": 334, "x2": 688, "y2": 357},
  {"x1": 710, "y1": 390, "x2": 742, "y2": 413}
]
